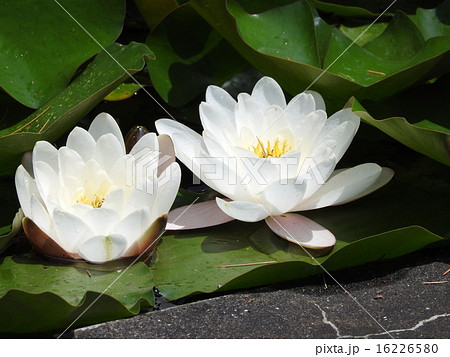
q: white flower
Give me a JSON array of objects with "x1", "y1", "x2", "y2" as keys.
[
  {"x1": 15, "y1": 113, "x2": 181, "y2": 263},
  {"x1": 156, "y1": 77, "x2": 393, "y2": 249}
]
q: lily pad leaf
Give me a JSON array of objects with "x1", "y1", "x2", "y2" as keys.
[
  {"x1": 152, "y1": 148, "x2": 449, "y2": 300},
  {"x1": 0, "y1": 257, "x2": 154, "y2": 335},
  {"x1": 104, "y1": 83, "x2": 143, "y2": 101},
  {"x1": 146, "y1": 3, "x2": 248, "y2": 107},
  {"x1": 0, "y1": 0, "x2": 125, "y2": 108},
  {"x1": 191, "y1": 0, "x2": 450, "y2": 108},
  {"x1": 0, "y1": 42, "x2": 154, "y2": 176},
  {"x1": 348, "y1": 97, "x2": 450, "y2": 166}
]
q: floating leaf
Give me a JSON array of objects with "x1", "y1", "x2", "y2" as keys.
[
  {"x1": 0, "y1": 0, "x2": 125, "y2": 108},
  {"x1": 152, "y1": 149, "x2": 449, "y2": 299},
  {"x1": 104, "y1": 83, "x2": 143, "y2": 101},
  {"x1": 0, "y1": 42, "x2": 154, "y2": 176},
  {"x1": 190, "y1": 0, "x2": 450, "y2": 109},
  {"x1": 0, "y1": 257, "x2": 154, "y2": 335},
  {"x1": 348, "y1": 97, "x2": 450, "y2": 166}
]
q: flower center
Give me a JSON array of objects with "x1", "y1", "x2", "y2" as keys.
[
  {"x1": 77, "y1": 193, "x2": 105, "y2": 208},
  {"x1": 251, "y1": 137, "x2": 292, "y2": 158}
]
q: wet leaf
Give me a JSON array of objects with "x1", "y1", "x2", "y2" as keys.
[
  {"x1": 0, "y1": 0, "x2": 125, "y2": 108},
  {"x1": 0, "y1": 257, "x2": 154, "y2": 334},
  {"x1": 0, "y1": 42, "x2": 154, "y2": 176},
  {"x1": 104, "y1": 83, "x2": 143, "y2": 101}
]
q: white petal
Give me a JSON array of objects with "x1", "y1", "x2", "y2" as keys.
[
  {"x1": 235, "y1": 93, "x2": 263, "y2": 134},
  {"x1": 52, "y1": 209, "x2": 95, "y2": 252},
  {"x1": 111, "y1": 208, "x2": 150, "y2": 246},
  {"x1": 94, "y1": 133, "x2": 126, "y2": 172},
  {"x1": 32, "y1": 141, "x2": 58, "y2": 172},
  {"x1": 200, "y1": 102, "x2": 236, "y2": 147},
  {"x1": 251, "y1": 76, "x2": 286, "y2": 109},
  {"x1": 305, "y1": 90, "x2": 326, "y2": 111},
  {"x1": 265, "y1": 213, "x2": 335, "y2": 249},
  {"x1": 82, "y1": 208, "x2": 120, "y2": 236},
  {"x1": 205, "y1": 84, "x2": 236, "y2": 114},
  {"x1": 129, "y1": 132, "x2": 158, "y2": 156},
  {"x1": 88, "y1": 113, "x2": 125, "y2": 153},
  {"x1": 15, "y1": 165, "x2": 35, "y2": 218},
  {"x1": 30, "y1": 195, "x2": 51, "y2": 237},
  {"x1": 123, "y1": 182, "x2": 156, "y2": 217},
  {"x1": 153, "y1": 162, "x2": 181, "y2": 219},
  {"x1": 216, "y1": 197, "x2": 269, "y2": 222},
  {"x1": 66, "y1": 126, "x2": 96, "y2": 162},
  {"x1": 58, "y1": 147, "x2": 84, "y2": 182},
  {"x1": 155, "y1": 119, "x2": 206, "y2": 171},
  {"x1": 101, "y1": 187, "x2": 126, "y2": 216},
  {"x1": 78, "y1": 234, "x2": 127, "y2": 263},
  {"x1": 297, "y1": 163, "x2": 387, "y2": 211},
  {"x1": 286, "y1": 92, "x2": 316, "y2": 120},
  {"x1": 167, "y1": 200, "x2": 235, "y2": 230},
  {"x1": 261, "y1": 178, "x2": 306, "y2": 216},
  {"x1": 33, "y1": 161, "x2": 59, "y2": 204}
]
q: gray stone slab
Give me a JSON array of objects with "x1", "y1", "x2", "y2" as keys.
[{"x1": 73, "y1": 246, "x2": 449, "y2": 339}]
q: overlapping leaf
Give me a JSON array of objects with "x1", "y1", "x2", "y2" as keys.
[
  {"x1": 0, "y1": 0, "x2": 125, "y2": 108},
  {"x1": 0, "y1": 42, "x2": 154, "y2": 176},
  {"x1": 189, "y1": 0, "x2": 450, "y2": 108}
]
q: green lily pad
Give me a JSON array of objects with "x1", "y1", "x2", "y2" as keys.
[
  {"x1": 152, "y1": 148, "x2": 449, "y2": 300},
  {"x1": 104, "y1": 83, "x2": 143, "y2": 101},
  {"x1": 134, "y1": 0, "x2": 179, "y2": 31},
  {"x1": 0, "y1": 257, "x2": 154, "y2": 335},
  {"x1": 190, "y1": 0, "x2": 450, "y2": 109},
  {"x1": 146, "y1": 3, "x2": 248, "y2": 107},
  {"x1": 348, "y1": 97, "x2": 450, "y2": 166},
  {"x1": 0, "y1": 42, "x2": 154, "y2": 176},
  {"x1": 0, "y1": 0, "x2": 125, "y2": 108}
]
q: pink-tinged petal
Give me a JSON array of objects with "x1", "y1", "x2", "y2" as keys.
[
  {"x1": 157, "y1": 134, "x2": 175, "y2": 177},
  {"x1": 78, "y1": 234, "x2": 127, "y2": 263},
  {"x1": 88, "y1": 113, "x2": 126, "y2": 153},
  {"x1": 265, "y1": 213, "x2": 336, "y2": 249},
  {"x1": 23, "y1": 217, "x2": 81, "y2": 260},
  {"x1": 166, "y1": 200, "x2": 235, "y2": 230},
  {"x1": 216, "y1": 197, "x2": 269, "y2": 222},
  {"x1": 297, "y1": 163, "x2": 390, "y2": 211},
  {"x1": 251, "y1": 76, "x2": 286, "y2": 109},
  {"x1": 123, "y1": 214, "x2": 167, "y2": 257},
  {"x1": 33, "y1": 141, "x2": 58, "y2": 172},
  {"x1": 52, "y1": 209, "x2": 95, "y2": 252},
  {"x1": 66, "y1": 126, "x2": 96, "y2": 162}
]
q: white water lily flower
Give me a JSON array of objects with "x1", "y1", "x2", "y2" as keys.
[
  {"x1": 156, "y1": 76, "x2": 393, "y2": 250},
  {"x1": 15, "y1": 113, "x2": 181, "y2": 263}
]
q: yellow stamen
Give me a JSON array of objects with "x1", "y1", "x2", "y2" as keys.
[
  {"x1": 250, "y1": 137, "x2": 292, "y2": 158},
  {"x1": 77, "y1": 194, "x2": 105, "y2": 208}
]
